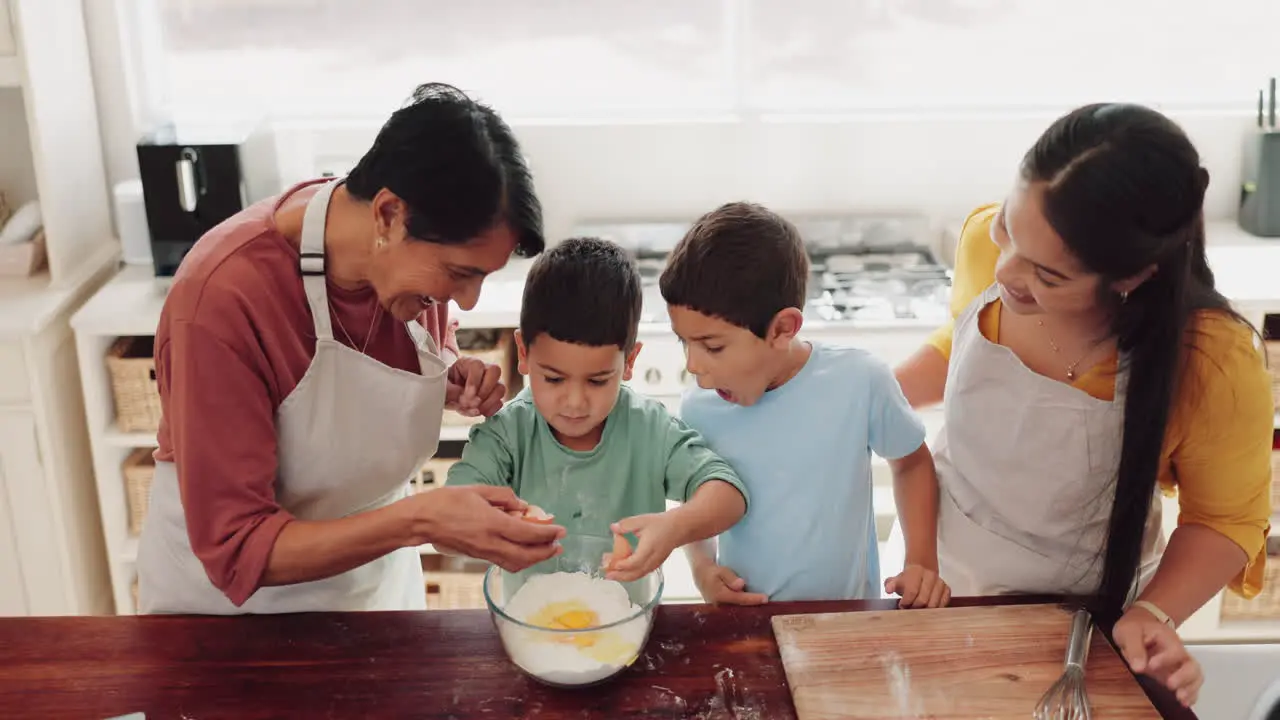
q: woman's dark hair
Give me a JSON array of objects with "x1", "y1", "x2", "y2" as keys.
[
  {"x1": 1022, "y1": 103, "x2": 1257, "y2": 623},
  {"x1": 346, "y1": 83, "x2": 544, "y2": 257}
]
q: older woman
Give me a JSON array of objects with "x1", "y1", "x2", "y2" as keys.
[
  {"x1": 895, "y1": 103, "x2": 1274, "y2": 707},
  {"x1": 138, "y1": 84, "x2": 565, "y2": 614}
]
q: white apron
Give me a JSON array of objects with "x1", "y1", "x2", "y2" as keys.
[
  {"x1": 137, "y1": 178, "x2": 449, "y2": 614},
  {"x1": 910, "y1": 283, "x2": 1164, "y2": 598}
]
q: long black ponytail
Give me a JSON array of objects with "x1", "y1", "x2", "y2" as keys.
[{"x1": 1020, "y1": 103, "x2": 1254, "y2": 624}]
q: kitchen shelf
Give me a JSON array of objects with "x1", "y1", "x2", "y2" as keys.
[
  {"x1": 103, "y1": 424, "x2": 157, "y2": 448},
  {"x1": 439, "y1": 425, "x2": 472, "y2": 442},
  {"x1": 120, "y1": 536, "x2": 138, "y2": 564}
]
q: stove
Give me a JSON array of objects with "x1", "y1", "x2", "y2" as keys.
[
  {"x1": 569, "y1": 214, "x2": 952, "y2": 404},
  {"x1": 573, "y1": 214, "x2": 953, "y2": 328}
]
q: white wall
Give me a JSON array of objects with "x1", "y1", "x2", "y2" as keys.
[
  {"x1": 81, "y1": 0, "x2": 138, "y2": 201},
  {"x1": 0, "y1": 88, "x2": 37, "y2": 207},
  {"x1": 280, "y1": 112, "x2": 1257, "y2": 240}
]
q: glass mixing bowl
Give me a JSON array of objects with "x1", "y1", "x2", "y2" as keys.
[{"x1": 483, "y1": 533, "x2": 664, "y2": 688}]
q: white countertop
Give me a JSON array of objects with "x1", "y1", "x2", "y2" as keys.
[
  {"x1": 464, "y1": 221, "x2": 1280, "y2": 329},
  {"x1": 69, "y1": 262, "x2": 168, "y2": 337},
  {"x1": 0, "y1": 243, "x2": 118, "y2": 338},
  {"x1": 68, "y1": 221, "x2": 1280, "y2": 338}
]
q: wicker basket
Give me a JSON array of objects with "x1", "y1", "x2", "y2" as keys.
[
  {"x1": 422, "y1": 555, "x2": 488, "y2": 610},
  {"x1": 442, "y1": 329, "x2": 517, "y2": 427},
  {"x1": 1220, "y1": 555, "x2": 1280, "y2": 621},
  {"x1": 107, "y1": 337, "x2": 164, "y2": 432},
  {"x1": 123, "y1": 447, "x2": 156, "y2": 536}
]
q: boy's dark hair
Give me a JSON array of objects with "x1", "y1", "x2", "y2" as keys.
[
  {"x1": 346, "y1": 83, "x2": 544, "y2": 258},
  {"x1": 520, "y1": 237, "x2": 642, "y2": 351},
  {"x1": 660, "y1": 202, "x2": 809, "y2": 338}
]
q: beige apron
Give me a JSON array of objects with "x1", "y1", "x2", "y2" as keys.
[
  {"x1": 914, "y1": 283, "x2": 1164, "y2": 598},
  {"x1": 138, "y1": 178, "x2": 448, "y2": 614}
]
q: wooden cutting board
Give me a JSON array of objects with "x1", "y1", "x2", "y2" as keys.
[{"x1": 771, "y1": 603, "x2": 1159, "y2": 719}]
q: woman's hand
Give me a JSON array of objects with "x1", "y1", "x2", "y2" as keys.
[
  {"x1": 402, "y1": 485, "x2": 564, "y2": 571},
  {"x1": 1112, "y1": 605, "x2": 1203, "y2": 707},
  {"x1": 445, "y1": 356, "x2": 505, "y2": 417}
]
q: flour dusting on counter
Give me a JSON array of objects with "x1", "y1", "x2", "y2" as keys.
[
  {"x1": 879, "y1": 650, "x2": 925, "y2": 718},
  {"x1": 499, "y1": 572, "x2": 648, "y2": 686}
]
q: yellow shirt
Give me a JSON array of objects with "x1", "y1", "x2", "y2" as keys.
[{"x1": 928, "y1": 204, "x2": 1273, "y2": 597}]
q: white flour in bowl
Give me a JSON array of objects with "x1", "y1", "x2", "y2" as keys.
[{"x1": 499, "y1": 571, "x2": 650, "y2": 686}]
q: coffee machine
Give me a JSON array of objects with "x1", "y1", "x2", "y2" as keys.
[{"x1": 136, "y1": 123, "x2": 278, "y2": 277}]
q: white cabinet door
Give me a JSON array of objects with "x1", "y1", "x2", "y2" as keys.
[
  {"x1": 0, "y1": 471, "x2": 24, "y2": 614},
  {"x1": 0, "y1": 412, "x2": 32, "y2": 615},
  {"x1": 0, "y1": 410, "x2": 53, "y2": 615}
]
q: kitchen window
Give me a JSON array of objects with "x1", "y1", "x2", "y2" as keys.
[
  {"x1": 140, "y1": 0, "x2": 737, "y2": 124},
  {"x1": 135, "y1": 0, "x2": 1279, "y2": 126},
  {"x1": 740, "y1": 0, "x2": 1280, "y2": 114}
]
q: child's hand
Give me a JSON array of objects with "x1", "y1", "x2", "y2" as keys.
[
  {"x1": 884, "y1": 564, "x2": 950, "y2": 608},
  {"x1": 1113, "y1": 605, "x2": 1202, "y2": 707},
  {"x1": 604, "y1": 513, "x2": 684, "y2": 582},
  {"x1": 694, "y1": 562, "x2": 768, "y2": 605}
]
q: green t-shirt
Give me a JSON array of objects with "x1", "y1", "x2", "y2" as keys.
[{"x1": 445, "y1": 385, "x2": 747, "y2": 538}]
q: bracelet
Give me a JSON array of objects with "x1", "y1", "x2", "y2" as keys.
[{"x1": 1132, "y1": 600, "x2": 1176, "y2": 629}]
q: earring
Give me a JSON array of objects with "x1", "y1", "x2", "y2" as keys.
[
  {"x1": 375, "y1": 236, "x2": 388, "y2": 249},
  {"x1": 1119, "y1": 290, "x2": 1130, "y2": 304}
]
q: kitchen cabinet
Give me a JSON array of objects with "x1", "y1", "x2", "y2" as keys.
[
  {"x1": 0, "y1": 439, "x2": 23, "y2": 615},
  {"x1": 0, "y1": 407, "x2": 106, "y2": 615},
  {"x1": 0, "y1": 411, "x2": 42, "y2": 614},
  {"x1": 0, "y1": 296, "x2": 115, "y2": 616},
  {"x1": 0, "y1": 0, "x2": 122, "y2": 616}
]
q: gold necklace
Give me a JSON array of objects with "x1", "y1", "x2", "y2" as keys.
[
  {"x1": 1036, "y1": 318, "x2": 1091, "y2": 381},
  {"x1": 333, "y1": 302, "x2": 383, "y2": 356}
]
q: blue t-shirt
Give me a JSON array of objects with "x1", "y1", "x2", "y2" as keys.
[{"x1": 680, "y1": 342, "x2": 926, "y2": 601}]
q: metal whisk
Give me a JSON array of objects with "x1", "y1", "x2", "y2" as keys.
[{"x1": 1034, "y1": 607, "x2": 1094, "y2": 720}]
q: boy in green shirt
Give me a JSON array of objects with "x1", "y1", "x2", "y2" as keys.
[{"x1": 446, "y1": 237, "x2": 748, "y2": 582}]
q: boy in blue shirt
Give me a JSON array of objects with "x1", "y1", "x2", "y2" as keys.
[
  {"x1": 446, "y1": 237, "x2": 748, "y2": 582},
  {"x1": 661, "y1": 202, "x2": 950, "y2": 607}
]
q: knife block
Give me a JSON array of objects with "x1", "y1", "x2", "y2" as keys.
[{"x1": 1239, "y1": 129, "x2": 1280, "y2": 237}]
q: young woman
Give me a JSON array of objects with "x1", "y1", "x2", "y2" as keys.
[{"x1": 895, "y1": 103, "x2": 1274, "y2": 707}]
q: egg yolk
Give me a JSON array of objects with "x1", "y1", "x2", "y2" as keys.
[
  {"x1": 528, "y1": 600, "x2": 601, "y2": 647},
  {"x1": 524, "y1": 599, "x2": 639, "y2": 665}
]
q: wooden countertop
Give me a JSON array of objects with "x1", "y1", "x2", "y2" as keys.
[{"x1": 0, "y1": 596, "x2": 1196, "y2": 720}]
